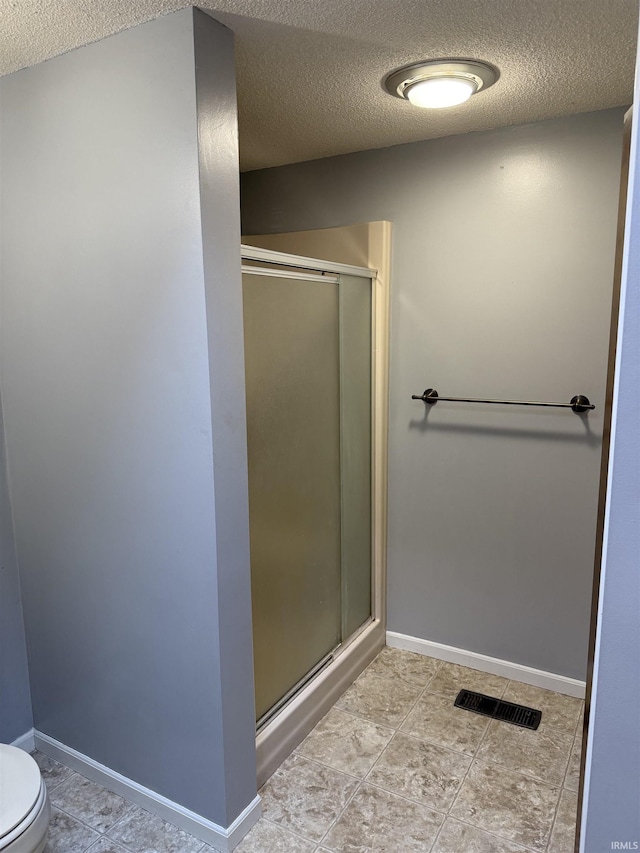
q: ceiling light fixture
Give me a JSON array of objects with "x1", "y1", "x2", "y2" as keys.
[{"x1": 384, "y1": 59, "x2": 499, "y2": 109}]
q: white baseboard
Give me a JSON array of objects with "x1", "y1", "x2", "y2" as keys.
[
  {"x1": 34, "y1": 731, "x2": 261, "y2": 852},
  {"x1": 10, "y1": 728, "x2": 36, "y2": 752},
  {"x1": 386, "y1": 631, "x2": 586, "y2": 699}
]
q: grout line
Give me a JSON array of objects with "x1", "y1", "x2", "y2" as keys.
[
  {"x1": 85, "y1": 841, "x2": 114, "y2": 853},
  {"x1": 440, "y1": 748, "x2": 476, "y2": 826},
  {"x1": 260, "y1": 816, "x2": 320, "y2": 846},
  {"x1": 467, "y1": 717, "x2": 575, "y2": 786},
  {"x1": 470, "y1": 716, "x2": 492, "y2": 758},
  {"x1": 460, "y1": 756, "x2": 564, "y2": 852},
  {"x1": 463, "y1": 749, "x2": 571, "y2": 789},
  {"x1": 380, "y1": 726, "x2": 478, "y2": 763},
  {"x1": 399, "y1": 698, "x2": 492, "y2": 759},
  {"x1": 286, "y1": 751, "x2": 363, "y2": 782},
  {"x1": 439, "y1": 813, "x2": 543, "y2": 853},
  {"x1": 49, "y1": 768, "x2": 81, "y2": 788},
  {"x1": 292, "y1": 742, "x2": 392, "y2": 780},
  {"x1": 445, "y1": 754, "x2": 559, "y2": 853},
  {"x1": 102, "y1": 803, "x2": 140, "y2": 847},
  {"x1": 544, "y1": 795, "x2": 562, "y2": 853},
  {"x1": 561, "y1": 736, "x2": 581, "y2": 793},
  {"x1": 361, "y1": 778, "x2": 448, "y2": 818},
  {"x1": 335, "y1": 684, "x2": 426, "y2": 734},
  {"x1": 261, "y1": 752, "x2": 366, "y2": 849},
  {"x1": 49, "y1": 804, "x2": 105, "y2": 838},
  {"x1": 310, "y1": 648, "x2": 444, "y2": 850},
  {"x1": 574, "y1": 702, "x2": 586, "y2": 738},
  {"x1": 361, "y1": 731, "x2": 471, "y2": 819},
  {"x1": 296, "y1": 703, "x2": 397, "y2": 735},
  {"x1": 51, "y1": 773, "x2": 138, "y2": 839},
  {"x1": 315, "y1": 775, "x2": 363, "y2": 847},
  {"x1": 455, "y1": 713, "x2": 492, "y2": 798},
  {"x1": 84, "y1": 838, "x2": 129, "y2": 853},
  {"x1": 42, "y1": 773, "x2": 73, "y2": 794},
  {"x1": 469, "y1": 756, "x2": 563, "y2": 794},
  {"x1": 426, "y1": 817, "x2": 447, "y2": 853}
]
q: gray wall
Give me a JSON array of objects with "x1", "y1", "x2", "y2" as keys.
[
  {"x1": 0, "y1": 8, "x2": 256, "y2": 825},
  {"x1": 242, "y1": 109, "x2": 624, "y2": 680},
  {"x1": 0, "y1": 393, "x2": 33, "y2": 743},
  {"x1": 581, "y1": 113, "x2": 640, "y2": 849}
]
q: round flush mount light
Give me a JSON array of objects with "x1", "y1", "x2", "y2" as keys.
[{"x1": 384, "y1": 59, "x2": 499, "y2": 109}]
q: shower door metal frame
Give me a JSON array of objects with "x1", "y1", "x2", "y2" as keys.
[{"x1": 241, "y1": 244, "x2": 389, "y2": 786}]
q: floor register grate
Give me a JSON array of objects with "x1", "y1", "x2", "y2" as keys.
[{"x1": 454, "y1": 688, "x2": 542, "y2": 730}]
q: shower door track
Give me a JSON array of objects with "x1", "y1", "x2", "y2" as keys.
[
  {"x1": 241, "y1": 243, "x2": 389, "y2": 787},
  {"x1": 256, "y1": 652, "x2": 335, "y2": 733}
]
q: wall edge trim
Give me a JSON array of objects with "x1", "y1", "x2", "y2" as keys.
[
  {"x1": 386, "y1": 631, "x2": 586, "y2": 698},
  {"x1": 10, "y1": 728, "x2": 36, "y2": 752},
  {"x1": 33, "y1": 731, "x2": 261, "y2": 851}
]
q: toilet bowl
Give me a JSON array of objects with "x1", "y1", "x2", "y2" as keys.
[{"x1": 0, "y1": 745, "x2": 50, "y2": 853}]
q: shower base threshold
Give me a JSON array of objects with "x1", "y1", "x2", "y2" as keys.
[{"x1": 255, "y1": 617, "x2": 384, "y2": 787}]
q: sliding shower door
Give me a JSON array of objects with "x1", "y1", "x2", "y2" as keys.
[{"x1": 243, "y1": 262, "x2": 373, "y2": 726}]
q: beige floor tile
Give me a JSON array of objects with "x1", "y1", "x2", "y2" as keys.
[
  {"x1": 432, "y1": 818, "x2": 537, "y2": 852},
  {"x1": 401, "y1": 691, "x2": 489, "y2": 755},
  {"x1": 335, "y1": 669, "x2": 422, "y2": 728},
  {"x1": 260, "y1": 754, "x2": 359, "y2": 842},
  {"x1": 296, "y1": 708, "x2": 393, "y2": 777},
  {"x1": 365, "y1": 647, "x2": 441, "y2": 688},
  {"x1": 476, "y1": 719, "x2": 573, "y2": 785},
  {"x1": 564, "y1": 736, "x2": 582, "y2": 793},
  {"x1": 366, "y1": 731, "x2": 471, "y2": 812},
  {"x1": 548, "y1": 788, "x2": 579, "y2": 853},
  {"x1": 450, "y1": 761, "x2": 559, "y2": 851},
  {"x1": 45, "y1": 806, "x2": 101, "y2": 853},
  {"x1": 502, "y1": 683, "x2": 582, "y2": 736},
  {"x1": 426, "y1": 662, "x2": 509, "y2": 700},
  {"x1": 321, "y1": 782, "x2": 443, "y2": 853},
  {"x1": 107, "y1": 805, "x2": 204, "y2": 852},
  {"x1": 32, "y1": 751, "x2": 74, "y2": 792},
  {"x1": 233, "y1": 818, "x2": 316, "y2": 852},
  {"x1": 40, "y1": 650, "x2": 585, "y2": 853},
  {"x1": 50, "y1": 774, "x2": 130, "y2": 834}
]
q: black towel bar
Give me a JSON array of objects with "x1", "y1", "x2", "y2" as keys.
[{"x1": 411, "y1": 389, "x2": 595, "y2": 413}]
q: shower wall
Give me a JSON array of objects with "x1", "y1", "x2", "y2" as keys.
[{"x1": 241, "y1": 108, "x2": 624, "y2": 681}]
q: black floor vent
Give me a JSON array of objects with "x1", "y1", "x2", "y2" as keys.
[{"x1": 454, "y1": 689, "x2": 542, "y2": 730}]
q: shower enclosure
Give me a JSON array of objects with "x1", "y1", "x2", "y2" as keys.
[{"x1": 241, "y1": 244, "x2": 387, "y2": 782}]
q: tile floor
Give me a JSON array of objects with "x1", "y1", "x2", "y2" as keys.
[
  {"x1": 35, "y1": 647, "x2": 584, "y2": 853},
  {"x1": 33, "y1": 750, "x2": 220, "y2": 853}
]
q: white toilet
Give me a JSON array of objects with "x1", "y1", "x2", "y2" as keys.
[{"x1": 0, "y1": 745, "x2": 50, "y2": 853}]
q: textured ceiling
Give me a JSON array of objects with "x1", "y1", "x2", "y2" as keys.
[{"x1": 0, "y1": 0, "x2": 637, "y2": 170}]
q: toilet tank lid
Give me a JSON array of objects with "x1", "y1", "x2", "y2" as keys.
[{"x1": 0, "y1": 745, "x2": 42, "y2": 839}]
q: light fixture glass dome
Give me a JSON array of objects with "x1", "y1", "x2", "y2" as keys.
[
  {"x1": 384, "y1": 59, "x2": 499, "y2": 110},
  {"x1": 405, "y1": 76, "x2": 477, "y2": 109}
]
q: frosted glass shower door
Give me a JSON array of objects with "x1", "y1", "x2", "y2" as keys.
[{"x1": 243, "y1": 271, "x2": 342, "y2": 723}]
